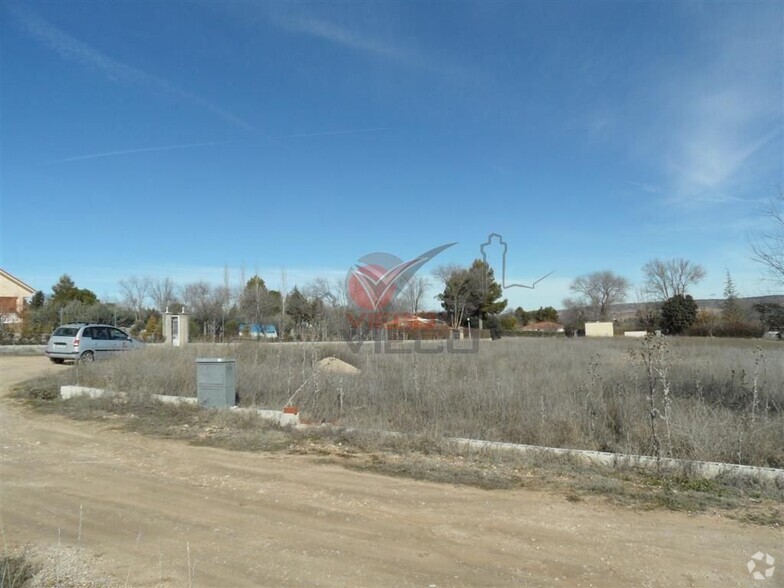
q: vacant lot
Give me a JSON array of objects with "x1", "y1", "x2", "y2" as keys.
[
  {"x1": 58, "y1": 336, "x2": 784, "y2": 467},
  {"x1": 2, "y1": 355, "x2": 783, "y2": 586}
]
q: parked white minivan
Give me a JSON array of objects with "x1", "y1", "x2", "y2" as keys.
[{"x1": 45, "y1": 323, "x2": 145, "y2": 363}]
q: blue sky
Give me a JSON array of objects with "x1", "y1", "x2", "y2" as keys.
[{"x1": 2, "y1": 1, "x2": 782, "y2": 310}]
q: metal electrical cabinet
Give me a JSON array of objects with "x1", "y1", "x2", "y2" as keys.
[{"x1": 196, "y1": 358, "x2": 236, "y2": 408}]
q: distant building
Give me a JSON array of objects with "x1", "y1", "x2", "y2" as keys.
[
  {"x1": 384, "y1": 313, "x2": 451, "y2": 340},
  {"x1": 0, "y1": 269, "x2": 35, "y2": 326},
  {"x1": 585, "y1": 321, "x2": 615, "y2": 337},
  {"x1": 521, "y1": 321, "x2": 565, "y2": 333},
  {"x1": 384, "y1": 313, "x2": 447, "y2": 330},
  {"x1": 239, "y1": 323, "x2": 278, "y2": 339}
]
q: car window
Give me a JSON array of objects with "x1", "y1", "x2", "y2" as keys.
[
  {"x1": 82, "y1": 327, "x2": 94, "y2": 338},
  {"x1": 110, "y1": 328, "x2": 128, "y2": 341},
  {"x1": 53, "y1": 327, "x2": 79, "y2": 337},
  {"x1": 93, "y1": 327, "x2": 109, "y2": 340}
]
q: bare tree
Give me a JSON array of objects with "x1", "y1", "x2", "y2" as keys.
[
  {"x1": 149, "y1": 277, "x2": 177, "y2": 311},
  {"x1": 217, "y1": 265, "x2": 234, "y2": 341},
  {"x1": 306, "y1": 278, "x2": 349, "y2": 339},
  {"x1": 566, "y1": 270, "x2": 629, "y2": 321},
  {"x1": 307, "y1": 277, "x2": 349, "y2": 308},
  {"x1": 182, "y1": 281, "x2": 224, "y2": 339},
  {"x1": 750, "y1": 190, "x2": 784, "y2": 286},
  {"x1": 634, "y1": 288, "x2": 660, "y2": 331},
  {"x1": 642, "y1": 258, "x2": 706, "y2": 301},
  {"x1": 118, "y1": 276, "x2": 150, "y2": 320},
  {"x1": 402, "y1": 275, "x2": 431, "y2": 314},
  {"x1": 433, "y1": 264, "x2": 472, "y2": 328}
]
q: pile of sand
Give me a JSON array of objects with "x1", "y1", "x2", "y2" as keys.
[{"x1": 317, "y1": 356, "x2": 360, "y2": 375}]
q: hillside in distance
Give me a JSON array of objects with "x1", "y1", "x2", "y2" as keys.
[{"x1": 604, "y1": 295, "x2": 784, "y2": 321}]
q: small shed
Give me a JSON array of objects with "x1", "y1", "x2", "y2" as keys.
[{"x1": 585, "y1": 322, "x2": 614, "y2": 337}]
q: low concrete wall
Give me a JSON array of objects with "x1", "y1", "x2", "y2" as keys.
[
  {"x1": 58, "y1": 386, "x2": 299, "y2": 427},
  {"x1": 57, "y1": 386, "x2": 780, "y2": 483},
  {"x1": 234, "y1": 407, "x2": 300, "y2": 427},
  {"x1": 449, "y1": 437, "x2": 783, "y2": 484},
  {"x1": 61, "y1": 386, "x2": 113, "y2": 399},
  {"x1": 153, "y1": 394, "x2": 197, "y2": 405},
  {"x1": 624, "y1": 331, "x2": 648, "y2": 338}
]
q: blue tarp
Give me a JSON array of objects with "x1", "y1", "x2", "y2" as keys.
[{"x1": 238, "y1": 323, "x2": 278, "y2": 338}]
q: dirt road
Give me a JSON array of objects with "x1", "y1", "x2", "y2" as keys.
[{"x1": 1, "y1": 356, "x2": 780, "y2": 587}]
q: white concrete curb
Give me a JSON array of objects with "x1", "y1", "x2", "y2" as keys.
[
  {"x1": 231, "y1": 407, "x2": 300, "y2": 427},
  {"x1": 57, "y1": 385, "x2": 782, "y2": 483},
  {"x1": 448, "y1": 437, "x2": 784, "y2": 484},
  {"x1": 153, "y1": 394, "x2": 197, "y2": 405},
  {"x1": 60, "y1": 385, "x2": 113, "y2": 399},
  {"x1": 58, "y1": 386, "x2": 299, "y2": 427}
]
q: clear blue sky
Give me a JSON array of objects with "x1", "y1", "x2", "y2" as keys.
[{"x1": 2, "y1": 1, "x2": 782, "y2": 310}]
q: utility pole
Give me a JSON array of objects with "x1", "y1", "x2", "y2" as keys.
[{"x1": 280, "y1": 267, "x2": 287, "y2": 341}]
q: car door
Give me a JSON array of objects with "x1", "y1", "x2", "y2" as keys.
[
  {"x1": 92, "y1": 327, "x2": 112, "y2": 359},
  {"x1": 110, "y1": 328, "x2": 132, "y2": 353},
  {"x1": 79, "y1": 327, "x2": 95, "y2": 357}
]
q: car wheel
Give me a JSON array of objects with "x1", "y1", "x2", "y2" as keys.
[
  {"x1": 79, "y1": 351, "x2": 95, "y2": 363},
  {"x1": 50, "y1": 358, "x2": 65, "y2": 365}
]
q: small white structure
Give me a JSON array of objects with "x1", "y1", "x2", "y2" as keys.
[
  {"x1": 624, "y1": 330, "x2": 648, "y2": 338},
  {"x1": 585, "y1": 321, "x2": 614, "y2": 337},
  {"x1": 163, "y1": 308, "x2": 190, "y2": 346}
]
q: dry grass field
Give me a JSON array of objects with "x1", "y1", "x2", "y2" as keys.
[
  {"x1": 47, "y1": 336, "x2": 784, "y2": 468},
  {"x1": 4, "y1": 355, "x2": 783, "y2": 586}
]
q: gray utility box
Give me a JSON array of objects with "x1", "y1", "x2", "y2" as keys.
[{"x1": 196, "y1": 358, "x2": 236, "y2": 409}]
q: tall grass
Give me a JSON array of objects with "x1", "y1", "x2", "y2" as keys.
[{"x1": 63, "y1": 337, "x2": 784, "y2": 468}]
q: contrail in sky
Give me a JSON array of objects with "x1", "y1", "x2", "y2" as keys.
[
  {"x1": 46, "y1": 126, "x2": 388, "y2": 163},
  {"x1": 48, "y1": 142, "x2": 217, "y2": 163},
  {"x1": 11, "y1": 6, "x2": 251, "y2": 130},
  {"x1": 46, "y1": 127, "x2": 388, "y2": 164}
]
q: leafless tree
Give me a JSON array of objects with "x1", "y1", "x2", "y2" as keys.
[
  {"x1": 182, "y1": 281, "x2": 223, "y2": 338},
  {"x1": 118, "y1": 276, "x2": 150, "y2": 320},
  {"x1": 642, "y1": 258, "x2": 706, "y2": 301},
  {"x1": 306, "y1": 278, "x2": 350, "y2": 339},
  {"x1": 402, "y1": 275, "x2": 431, "y2": 314},
  {"x1": 307, "y1": 277, "x2": 349, "y2": 308},
  {"x1": 565, "y1": 270, "x2": 629, "y2": 321},
  {"x1": 433, "y1": 264, "x2": 471, "y2": 328},
  {"x1": 217, "y1": 266, "x2": 234, "y2": 341},
  {"x1": 634, "y1": 288, "x2": 660, "y2": 331},
  {"x1": 149, "y1": 277, "x2": 177, "y2": 312},
  {"x1": 750, "y1": 190, "x2": 784, "y2": 286}
]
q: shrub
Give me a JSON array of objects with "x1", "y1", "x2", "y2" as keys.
[
  {"x1": 661, "y1": 295, "x2": 698, "y2": 334},
  {"x1": 0, "y1": 553, "x2": 36, "y2": 588}
]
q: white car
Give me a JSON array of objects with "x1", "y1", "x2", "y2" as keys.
[{"x1": 45, "y1": 323, "x2": 145, "y2": 363}]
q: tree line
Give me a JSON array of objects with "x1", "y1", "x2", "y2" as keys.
[
  {"x1": 10, "y1": 193, "x2": 783, "y2": 343},
  {"x1": 561, "y1": 258, "x2": 782, "y2": 336}
]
